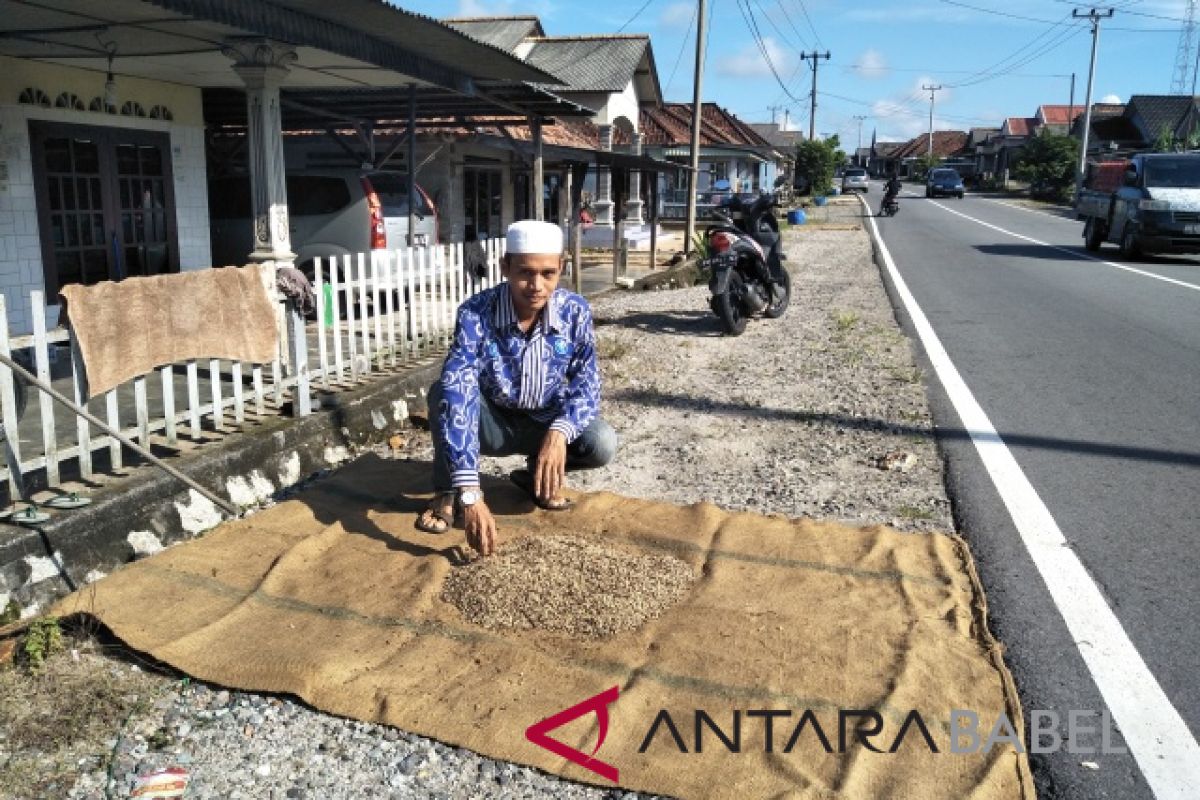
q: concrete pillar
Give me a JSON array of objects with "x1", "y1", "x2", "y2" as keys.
[
  {"x1": 222, "y1": 39, "x2": 297, "y2": 267},
  {"x1": 593, "y1": 124, "x2": 614, "y2": 227},
  {"x1": 624, "y1": 132, "x2": 644, "y2": 227},
  {"x1": 223, "y1": 39, "x2": 310, "y2": 415}
]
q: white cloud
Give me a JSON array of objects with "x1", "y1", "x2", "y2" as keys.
[
  {"x1": 716, "y1": 37, "x2": 794, "y2": 78},
  {"x1": 659, "y1": 1, "x2": 693, "y2": 29},
  {"x1": 852, "y1": 49, "x2": 888, "y2": 79},
  {"x1": 1100, "y1": 94, "x2": 1122, "y2": 104}
]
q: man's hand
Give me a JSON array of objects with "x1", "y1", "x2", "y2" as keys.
[
  {"x1": 462, "y1": 499, "x2": 498, "y2": 556},
  {"x1": 534, "y1": 429, "x2": 568, "y2": 503}
]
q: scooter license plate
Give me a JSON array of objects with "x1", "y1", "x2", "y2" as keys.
[{"x1": 704, "y1": 252, "x2": 736, "y2": 269}]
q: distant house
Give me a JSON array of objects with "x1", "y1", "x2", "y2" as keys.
[
  {"x1": 1035, "y1": 104, "x2": 1080, "y2": 135},
  {"x1": 1124, "y1": 95, "x2": 1196, "y2": 147},
  {"x1": 886, "y1": 131, "x2": 970, "y2": 178},
  {"x1": 990, "y1": 117, "x2": 1039, "y2": 183},
  {"x1": 748, "y1": 122, "x2": 802, "y2": 188},
  {"x1": 640, "y1": 102, "x2": 774, "y2": 218},
  {"x1": 868, "y1": 141, "x2": 906, "y2": 177},
  {"x1": 1069, "y1": 103, "x2": 1139, "y2": 156},
  {"x1": 967, "y1": 127, "x2": 1002, "y2": 179}
]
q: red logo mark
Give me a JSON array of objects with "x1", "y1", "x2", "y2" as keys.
[{"x1": 525, "y1": 686, "x2": 620, "y2": 783}]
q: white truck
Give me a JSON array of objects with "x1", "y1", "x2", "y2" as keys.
[{"x1": 1076, "y1": 153, "x2": 1200, "y2": 259}]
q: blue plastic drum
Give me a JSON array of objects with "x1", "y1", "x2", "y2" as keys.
[{"x1": 787, "y1": 209, "x2": 807, "y2": 225}]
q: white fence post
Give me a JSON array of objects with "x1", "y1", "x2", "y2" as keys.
[
  {"x1": 30, "y1": 291, "x2": 58, "y2": 486},
  {"x1": 344, "y1": 254, "x2": 358, "y2": 380},
  {"x1": 186, "y1": 359, "x2": 201, "y2": 439},
  {"x1": 315, "y1": 257, "x2": 330, "y2": 391},
  {"x1": 209, "y1": 358, "x2": 224, "y2": 432},
  {"x1": 331, "y1": 256, "x2": 345, "y2": 384},
  {"x1": 356, "y1": 252, "x2": 371, "y2": 371},
  {"x1": 0, "y1": 296, "x2": 24, "y2": 500},
  {"x1": 160, "y1": 365, "x2": 177, "y2": 447},
  {"x1": 384, "y1": 249, "x2": 398, "y2": 369},
  {"x1": 403, "y1": 246, "x2": 416, "y2": 361},
  {"x1": 70, "y1": 330, "x2": 93, "y2": 478}
]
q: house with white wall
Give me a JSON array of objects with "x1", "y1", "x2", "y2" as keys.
[{"x1": 0, "y1": 1, "x2": 576, "y2": 335}]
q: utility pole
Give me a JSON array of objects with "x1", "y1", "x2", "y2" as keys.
[
  {"x1": 853, "y1": 115, "x2": 867, "y2": 155},
  {"x1": 1068, "y1": 72, "x2": 1076, "y2": 130},
  {"x1": 800, "y1": 51, "x2": 831, "y2": 141},
  {"x1": 923, "y1": 84, "x2": 943, "y2": 160},
  {"x1": 1075, "y1": 7, "x2": 1114, "y2": 190},
  {"x1": 684, "y1": 0, "x2": 708, "y2": 256},
  {"x1": 768, "y1": 104, "x2": 784, "y2": 124}
]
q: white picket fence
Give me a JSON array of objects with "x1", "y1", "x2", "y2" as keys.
[
  {"x1": 307, "y1": 237, "x2": 506, "y2": 388},
  {"x1": 0, "y1": 237, "x2": 507, "y2": 504}
]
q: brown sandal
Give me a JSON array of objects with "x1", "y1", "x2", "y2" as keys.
[
  {"x1": 510, "y1": 469, "x2": 574, "y2": 511},
  {"x1": 414, "y1": 493, "x2": 457, "y2": 534}
]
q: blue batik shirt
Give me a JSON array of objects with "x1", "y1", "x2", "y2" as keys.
[{"x1": 438, "y1": 284, "x2": 601, "y2": 488}]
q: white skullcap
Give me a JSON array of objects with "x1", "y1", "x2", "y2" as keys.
[{"x1": 506, "y1": 220, "x2": 563, "y2": 255}]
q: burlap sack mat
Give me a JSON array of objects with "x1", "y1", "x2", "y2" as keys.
[
  {"x1": 60, "y1": 265, "x2": 278, "y2": 398},
  {"x1": 55, "y1": 456, "x2": 1033, "y2": 799}
]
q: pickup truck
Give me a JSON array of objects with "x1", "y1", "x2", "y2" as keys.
[{"x1": 1076, "y1": 153, "x2": 1200, "y2": 258}]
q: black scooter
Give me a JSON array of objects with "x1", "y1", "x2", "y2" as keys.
[{"x1": 700, "y1": 194, "x2": 791, "y2": 336}]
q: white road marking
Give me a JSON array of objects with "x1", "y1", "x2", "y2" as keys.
[
  {"x1": 985, "y1": 197, "x2": 1072, "y2": 220},
  {"x1": 859, "y1": 195, "x2": 1200, "y2": 800},
  {"x1": 930, "y1": 200, "x2": 1200, "y2": 293}
]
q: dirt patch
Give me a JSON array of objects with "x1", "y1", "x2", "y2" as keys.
[
  {"x1": 441, "y1": 535, "x2": 695, "y2": 638},
  {"x1": 0, "y1": 632, "x2": 169, "y2": 798}
]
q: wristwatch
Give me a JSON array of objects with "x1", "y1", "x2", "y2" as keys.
[{"x1": 459, "y1": 488, "x2": 482, "y2": 507}]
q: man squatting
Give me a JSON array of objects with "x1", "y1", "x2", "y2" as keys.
[{"x1": 416, "y1": 220, "x2": 618, "y2": 555}]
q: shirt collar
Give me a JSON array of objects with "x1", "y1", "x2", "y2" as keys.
[{"x1": 493, "y1": 285, "x2": 567, "y2": 335}]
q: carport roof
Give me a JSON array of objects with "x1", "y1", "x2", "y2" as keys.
[{"x1": 1, "y1": 0, "x2": 593, "y2": 124}]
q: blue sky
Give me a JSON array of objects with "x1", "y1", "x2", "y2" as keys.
[{"x1": 403, "y1": 0, "x2": 1190, "y2": 145}]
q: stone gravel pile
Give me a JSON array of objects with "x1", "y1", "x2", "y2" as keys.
[{"x1": 442, "y1": 535, "x2": 695, "y2": 638}]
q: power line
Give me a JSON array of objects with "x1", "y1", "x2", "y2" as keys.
[
  {"x1": 942, "y1": 10, "x2": 1082, "y2": 89},
  {"x1": 773, "y1": 0, "x2": 811, "y2": 49},
  {"x1": 664, "y1": 1, "x2": 698, "y2": 95},
  {"x1": 736, "y1": 0, "x2": 808, "y2": 105},
  {"x1": 795, "y1": 0, "x2": 824, "y2": 48},
  {"x1": 616, "y1": 0, "x2": 658, "y2": 32}
]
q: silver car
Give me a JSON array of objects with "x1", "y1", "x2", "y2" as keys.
[
  {"x1": 208, "y1": 169, "x2": 439, "y2": 280},
  {"x1": 842, "y1": 167, "x2": 869, "y2": 193}
]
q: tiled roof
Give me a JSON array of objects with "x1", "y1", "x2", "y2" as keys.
[
  {"x1": 890, "y1": 130, "x2": 969, "y2": 159},
  {"x1": 1088, "y1": 115, "x2": 1145, "y2": 147},
  {"x1": 1038, "y1": 104, "x2": 1080, "y2": 126},
  {"x1": 872, "y1": 141, "x2": 906, "y2": 157},
  {"x1": 523, "y1": 35, "x2": 653, "y2": 94},
  {"x1": 1126, "y1": 94, "x2": 1196, "y2": 139},
  {"x1": 640, "y1": 102, "x2": 771, "y2": 148},
  {"x1": 747, "y1": 122, "x2": 804, "y2": 148},
  {"x1": 443, "y1": 16, "x2": 544, "y2": 51},
  {"x1": 1003, "y1": 117, "x2": 1038, "y2": 137}
]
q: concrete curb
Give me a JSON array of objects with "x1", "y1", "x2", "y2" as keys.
[{"x1": 0, "y1": 359, "x2": 443, "y2": 619}]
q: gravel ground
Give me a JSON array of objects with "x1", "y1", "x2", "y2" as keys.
[{"x1": 38, "y1": 197, "x2": 953, "y2": 799}]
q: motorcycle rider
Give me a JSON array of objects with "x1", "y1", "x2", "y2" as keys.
[{"x1": 880, "y1": 172, "x2": 902, "y2": 216}]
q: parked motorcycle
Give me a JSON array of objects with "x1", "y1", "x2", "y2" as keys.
[{"x1": 701, "y1": 194, "x2": 791, "y2": 336}]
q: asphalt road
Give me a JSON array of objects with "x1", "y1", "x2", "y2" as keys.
[{"x1": 864, "y1": 183, "x2": 1200, "y2": 800}]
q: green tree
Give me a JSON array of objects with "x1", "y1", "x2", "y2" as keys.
[
  {"x1": 912, "y1": 154, "x2": 942, "y2": 180},
  {"x1": 1013, "y1": 132, "x2": 1079, "y2": 201},
  {"x1": 794, "y1": 134, "x2": 841, "y2": 196},
  {"x1": 1153, "y1": 125, "x2": 1178, "y2": 153}
]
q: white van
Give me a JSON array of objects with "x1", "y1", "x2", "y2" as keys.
[{"x1": 208, "y1": 170, "x2": 439, "y2": 279}]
